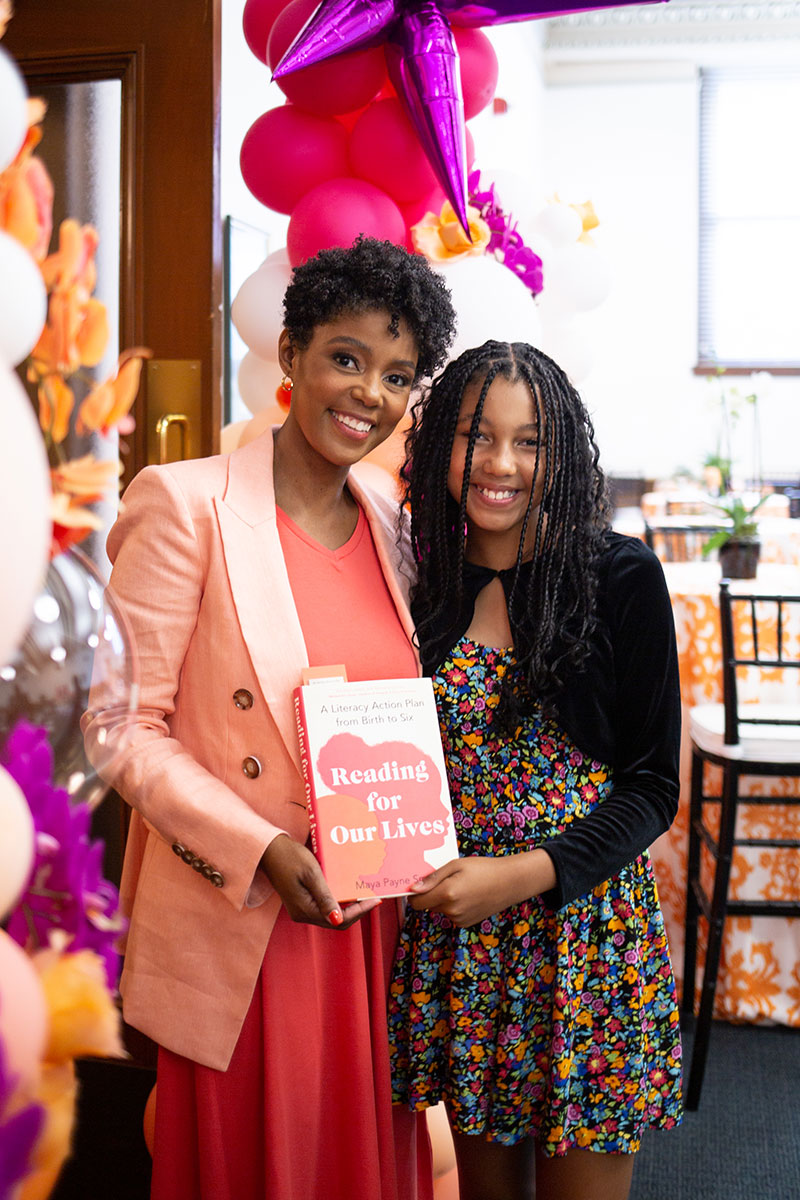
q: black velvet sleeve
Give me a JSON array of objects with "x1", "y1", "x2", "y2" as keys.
[{"x1": 542, "y1": 534, "x2": 682, "y2": 908}]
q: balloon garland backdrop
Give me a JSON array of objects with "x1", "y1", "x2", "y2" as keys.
[{"x1": 232, "y1": 0, "x2": 616, "y2": 463}]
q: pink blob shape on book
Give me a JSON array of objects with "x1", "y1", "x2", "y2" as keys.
[{"x1": 316, "y1": 732, "x2": 451, "y2": 898}]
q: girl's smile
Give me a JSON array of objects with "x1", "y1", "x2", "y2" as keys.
[{"x1": 447, "y1": 371, "x2": 547, "y2": 565}]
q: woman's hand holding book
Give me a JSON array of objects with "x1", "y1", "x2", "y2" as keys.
[{"x1": 259, "y1": 833, "x2": 381, "y2": 929}]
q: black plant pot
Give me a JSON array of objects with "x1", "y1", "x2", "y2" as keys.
[{"x1": 719, "y1": 539, "x2": 761, "y2": 579}]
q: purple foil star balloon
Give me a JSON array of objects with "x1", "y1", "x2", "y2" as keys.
[{"x1": 274, "y1": 0, "x2": 668, "y2": 231}]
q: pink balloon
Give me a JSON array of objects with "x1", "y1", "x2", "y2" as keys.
[
  {"x1": 453, "y1": 27, "x2": 499, "y2": 120},
  {"x1": 0, "y1": 930, "x2": 48, "y2": 1090},
  {"x1": 349, "y1": 98, "x2": 438, "y2": 204},
  {"x1": 240, "y1": 106, "x2": 349, "y2": 215},
  {"x1": 287, "y1": 178, "x2": 406, "y2": 266},
  {"x1": 242, "y1": 0, "x2": 287, "y2": 64},
  {"x1": 350, "y1": 100, "x2": 475, "y2": 207},
  {"x1": 400, "y1": 184, "x2": 449, "y2": 243},
  {"x1": 267, "y1": 0, "x2": 387, "y2": 116}
]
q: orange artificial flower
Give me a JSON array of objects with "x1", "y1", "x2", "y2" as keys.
[
  {"x1": 30, "y1": 219, "x2": 109, "y2": 376},
  {"x1": 412, "y1": 201, "x2": 491, "y2": 262},
  {"x1": 49, "y1": 455, "x2": 119, "y2": 556},
  {"x1": 0, "y1": 106, "x2": 54, "y2": 262},
  {"x1": 33, "y1": 946, "x2": 124, "y2": 1063},
  {"x1": 76, "y1": 347, "x2": 151, "y2": 436},
  {"x1": 35, "y1": 372, "x2": 74, "y2": 445}
]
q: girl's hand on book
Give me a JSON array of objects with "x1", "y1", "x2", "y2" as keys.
[
  {"x1": 260, "y1": 834, "x2": 380, "y2": 929},
  {"x1": 408, "y1": 850, "x2": 556, "y2": 927}
]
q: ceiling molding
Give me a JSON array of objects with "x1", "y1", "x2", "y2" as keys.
[{"x1": 545, "y1": 1, "x2": 800, "y2": 51}]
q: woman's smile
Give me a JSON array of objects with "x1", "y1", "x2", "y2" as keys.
[{"x1": 277, "y1": 308, "x2": 418, "y2": 471}]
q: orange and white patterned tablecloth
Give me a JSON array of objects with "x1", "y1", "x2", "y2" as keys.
[{"x1": 650, "y1": 562, "x2": 800, "y2": 1026}]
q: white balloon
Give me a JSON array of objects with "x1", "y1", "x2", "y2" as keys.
[
  {"x1": 531, "y1": 202, "x2": 582, "y2": 250},
  {"x1": 231, "y1": 260, "x2": 293, "y2": 361},
  {"x1": 541, "y1": 242, "x2": 612, "y2": 315},
  {"x1": 220, "y1": 419, "x2": 250, "y2": 454},
  {"x1": 434, "y1": 255, "x2": 543, "y2": 362},
  {"x1": 0, "y1": 230, "x2": 48, "y2": 366},
  {"x1": 0, "y1": 366, "x2": 51, "y2": 665},
  {"x1": 0, "y1": 766, "x2": 34, "y2": 921},
  {"x1": 0, "y1": 47, "x2": 28, "y2": 173},
  {"x1": 265, "y1": 246, "x2": 290, "y2": 267},
  {"x1": 236, "y1": 351, "x2": 284, "y2": 414},
  {"x1": 538, "y1": 317, "x2": 595, "y2": 384}
]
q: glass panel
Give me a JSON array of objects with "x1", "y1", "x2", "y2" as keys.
[{"x1": 34, "y1": 79, "x2": 122, "y2": 575}]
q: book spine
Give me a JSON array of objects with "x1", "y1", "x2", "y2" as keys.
[{"x1": 293, "y1": 688, "x2": 321, "y2": 860}]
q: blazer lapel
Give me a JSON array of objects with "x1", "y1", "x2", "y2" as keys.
[
  {"x1": 215, "y1": 431, "x2": 307, "y2": 773},
  {"x1": 215, "y1": 432, "x2": 421, "y2": 773}
]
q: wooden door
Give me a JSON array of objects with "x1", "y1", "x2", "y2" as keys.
[{"x1": 4, "y1": 0, "x2": 223, "y2": 476}]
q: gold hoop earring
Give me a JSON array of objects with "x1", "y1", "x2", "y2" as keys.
[{"x1": 280, "y1": 375, "x2": 293, "y2": 392}]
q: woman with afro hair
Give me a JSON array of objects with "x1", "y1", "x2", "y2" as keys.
[
  {"x1": 388, "y1": 341, "x2": 683, "y2": 1200},
  {"x1": 86, "y1": 238, "x2": 456, "y2": 1199}
]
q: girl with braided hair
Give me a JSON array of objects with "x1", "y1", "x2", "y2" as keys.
[{"x1": 388, "y1": 341, "x2": 683, "y2": 1200}]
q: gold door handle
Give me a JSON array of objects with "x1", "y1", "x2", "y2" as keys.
[{"x1": 156, "y1": 413, "x2": 189, "y2": 464}]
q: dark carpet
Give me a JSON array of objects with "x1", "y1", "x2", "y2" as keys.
[{"x1": 630, "y1": 1021, "x2": 800, "y2": 1200}]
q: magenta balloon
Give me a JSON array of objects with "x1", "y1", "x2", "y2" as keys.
[
  {"x1": 240, "y1": 106, "x2": 349, "y2": 214},
  {"x1": 274, "y1": 0, "x2": 399, "y2": 78},
  {"x1": 452, "y1": 26, "x2": 498, "y2": 119},
  {"x1": 287, "y1": 177, "x2": 407, "y2": 265},
  {"x1": 268, "y1": 0, "x2": 387, "y2": 115},
  {"x1": 242, "y1": 0, "x2": 288, "y2": 64},
  {"x1": 349, "y1": 99, "x2": 438, "y2": 204}
]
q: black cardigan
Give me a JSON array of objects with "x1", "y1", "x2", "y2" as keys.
[{"x1": 420, "y1": 532, "x2": 682, "y2": 908}]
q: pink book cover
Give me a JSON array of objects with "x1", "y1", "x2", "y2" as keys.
[{"x1": 293, "y1": 676, "x2": 459, "y2": 901}]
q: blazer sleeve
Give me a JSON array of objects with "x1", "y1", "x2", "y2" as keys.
[
  {"x1": 83, "y1": 465, "x2": 289, "y2": 912},
  {"x1": 541, "y1": 540, "x2": 682, "y2": 907}
]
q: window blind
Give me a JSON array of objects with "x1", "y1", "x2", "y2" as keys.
[{"x1": 698, "y1": 67, "x2": 800, "y2": 371}]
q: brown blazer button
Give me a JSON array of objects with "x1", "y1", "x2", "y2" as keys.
[
  {"x1": 209, "y1": 871, "x2": 225, "y2": 888},
  {"x1": 190, "y1": 857, "x2": 205, "y2": 872},
  {"x1": 181, "y1": 847, "x2": 195, "y2": 864},
  {"x1": 242, "y1": 756, "x2": 262, "y2": 779},
  {"x1": 233, "y1": 688, "x2": 254, "y2": 710},
  {"x1": 201, "y1": 864, "x2": 215, "y2": 879},
  {"x1": 171, "y1": 842, "x2": 186, "y2": 858}
]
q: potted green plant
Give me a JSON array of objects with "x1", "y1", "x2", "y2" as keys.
[{"x1": 701, "y1": 493, "x2": 770, "y2": 578}]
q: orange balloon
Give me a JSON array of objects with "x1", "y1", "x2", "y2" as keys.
[{"x1": 142, "y1": 1082, "x2": 157, "y2": 1156}]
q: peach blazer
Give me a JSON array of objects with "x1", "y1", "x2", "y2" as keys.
[{"x1": 90, "y1": 430, "x2": 418, "y2": 1070}]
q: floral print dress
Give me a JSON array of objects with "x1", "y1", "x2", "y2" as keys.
[{"x1": 388, "y1": 638, "x2": 682, "y2": 1155}]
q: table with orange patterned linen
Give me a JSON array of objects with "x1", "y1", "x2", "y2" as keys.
[{"x1": 649, "y1": 562, "x2": 800, "y2": 1026}]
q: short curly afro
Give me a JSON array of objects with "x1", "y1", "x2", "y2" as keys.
[{"x1": 282, "y1": 237, "x2": 456, "y2": 381}]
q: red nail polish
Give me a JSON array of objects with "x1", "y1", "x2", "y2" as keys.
[{"x1": 329, "y1": 909, "x2": 343, "y2": 926}]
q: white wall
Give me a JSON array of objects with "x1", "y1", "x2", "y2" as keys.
[{"x1": 220, "y1": 2, "x2": 800, "y2": 483}]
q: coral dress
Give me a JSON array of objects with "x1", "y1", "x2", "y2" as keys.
[
  {"x1": 151, "y1": 505, "x2": 433, "y2": 1200},
  {"x1": 388, "y1": 639, "x2": 682, "y2": 1156}
]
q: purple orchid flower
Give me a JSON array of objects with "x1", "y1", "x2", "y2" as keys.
[
  {"x1": 1, "y1": 722, "x2": 125, "y2": 990},
  {"x1": 468, "y1": 168, "x2": 544, "y2": 296}
]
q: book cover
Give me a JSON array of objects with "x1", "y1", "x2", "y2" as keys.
[{"x1": 293, "y1": 675, "x2": 459, "y2": 901}]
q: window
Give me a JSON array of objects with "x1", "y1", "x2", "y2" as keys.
[{"x1": 698, "y1": 68, "x2": 800, "y2": 373}]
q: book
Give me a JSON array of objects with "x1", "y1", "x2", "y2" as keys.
[{"x1": 293, "y1": 674, "x2": 459, "y2": 902}]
